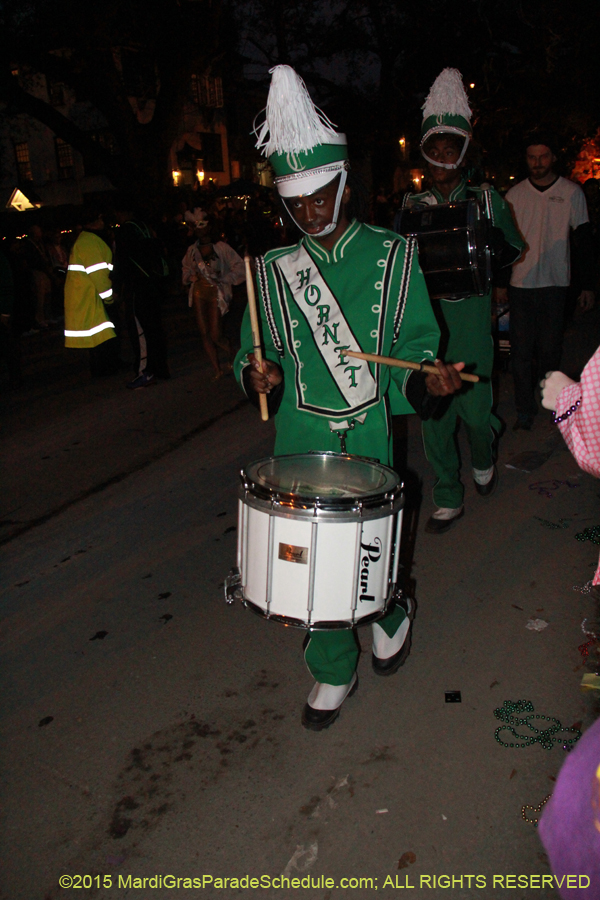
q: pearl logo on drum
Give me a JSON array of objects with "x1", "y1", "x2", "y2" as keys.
[
  {"x1": 278, "y1": 542, "x2": 309, "y2": 565},
  {"x1": 359, "y1": 538, "x2": 382, "y2": 602}
]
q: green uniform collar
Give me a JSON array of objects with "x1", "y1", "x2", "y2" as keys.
[
  {"x1": 431, "y1": 179, "x2": 467, "y2": 204},
  {"x1": 304, "y1": 219, "x2": 362, "y2": 264}
]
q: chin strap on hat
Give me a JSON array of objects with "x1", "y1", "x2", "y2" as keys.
[
  {"x1": 421, "y1": 132, "x2": 470, "y2": 170},
  {"x1": 284, "y1": 167, "x2": 348, "y2": 238}
]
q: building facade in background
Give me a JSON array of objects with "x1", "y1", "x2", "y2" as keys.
[
  {"x1": 0, "y1": 67, "x2": 113, "y2": 209},
  {"x1": 0, "y1": 62, "x2": 237, "y2": 213},
  {"x1": 170, "y1": 73, "x2": 237, "y2": 190}
]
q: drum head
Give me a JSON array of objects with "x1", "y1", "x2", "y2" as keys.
[{"x1": 243, "y1": 453, "x2": 400, "y2": 505}]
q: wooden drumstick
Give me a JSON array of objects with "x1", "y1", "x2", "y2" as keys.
[
  {"x1": 244, "y1": 254, "x2": 269, "y2": 422},
  {"x1": 345, "y1": 350, "x2": 479, "y2": 383}
]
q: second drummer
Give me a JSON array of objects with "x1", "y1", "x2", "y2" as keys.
[
  {"x1": 398, "y1": 69, "x2": 524, "y2": 533},
  {"x1": 234, "y1": 65, "x2": 463, "y2": 731}
]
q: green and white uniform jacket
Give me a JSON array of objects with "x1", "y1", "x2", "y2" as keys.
[
  {"x1": 234, "y1": 220, "x2": 441, "y2": 464},
  {"x1": 402, "y1": 181, "x2": 524, "y2": 508}
]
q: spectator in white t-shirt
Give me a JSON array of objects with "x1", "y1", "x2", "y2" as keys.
[{"x1": 501, "y1": 132, "x2": 595, "y2": 430}]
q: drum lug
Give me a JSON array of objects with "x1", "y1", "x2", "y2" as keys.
[{"x1": 224, "y1": 567, "x2": 242, "y2": 605}]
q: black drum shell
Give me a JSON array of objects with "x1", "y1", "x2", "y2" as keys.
[{"x1": 397, "y1": 199, "x2": 491, "y2": 300}]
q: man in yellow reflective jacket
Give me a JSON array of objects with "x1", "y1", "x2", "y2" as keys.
[{"x1": 64, "y1": 208, "x2": 119, "y2": 377}]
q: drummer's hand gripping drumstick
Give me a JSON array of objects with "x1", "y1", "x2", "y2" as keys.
[
  {"x1": 345, "y1": 350, "x2": 479, "y2": 383},
  {"x1": 244, "y1": 254, "x2": 269, "y2": 422}
]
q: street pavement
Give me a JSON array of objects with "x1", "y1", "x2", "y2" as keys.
[{"x1": 1, "y1": 297, "x2": 599, "y2": 899}]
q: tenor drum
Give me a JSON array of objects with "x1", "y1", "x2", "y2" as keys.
[
  {"x1": 225, "y1": 452, "x2": 403, "y2": 630},
  {"x1": 396, "y1": 198, "x2": 491, "y2": 300}
]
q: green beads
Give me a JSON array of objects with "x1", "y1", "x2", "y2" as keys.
[
  {"x1": 494, "y1": 699, "x2": 582, "y2": 750},
  {"x1": 575, "y1": 526, "x2": 600, "y2": 545}
]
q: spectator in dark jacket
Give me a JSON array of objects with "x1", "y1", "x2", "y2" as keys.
[{"x1": 112, "y1": 199, "x2": 170, "y2": 389}]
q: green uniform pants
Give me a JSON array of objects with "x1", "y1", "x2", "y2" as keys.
[
  {"x1": 422, "y1": 295, "x2": 499, "y2": 510},
  {"x1": 304, "y1": 602, "x2": 407, "y2": 685}
]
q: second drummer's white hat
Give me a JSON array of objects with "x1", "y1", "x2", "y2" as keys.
[{"x1": 420, "y1": 68, "x2": 472, "y2": 169}]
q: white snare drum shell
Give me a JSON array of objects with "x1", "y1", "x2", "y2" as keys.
[
  {"x1": 355, "y1": 516, "x2": 394, "y2": 613},
  {"x1": 267, "y1": 514, "x2": 314, "y2": 619},
  {"x1": 238, "y1": 498, "x2": 400, "y2": 627},
  {"x1": 241, "y1": 501, "x2": 270, "y2": 611},
  {"x1": 309, "y1": 520, "x2": 365, "y2": 623}
]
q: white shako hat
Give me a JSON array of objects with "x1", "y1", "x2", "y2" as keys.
[
  {"x1": 420, "y1": 68, "x2": 472, "y2": 169},
  {"x1": 253, "y1": 66, "x2": 349, "y2": 235}
]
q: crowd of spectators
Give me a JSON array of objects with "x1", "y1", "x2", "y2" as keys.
[
  {"x1": 1, "y1": 171, "x2": 598, "y2": 393},
  {"x1": 0, "y1": 184, "x2": 289, "y2": 388}
]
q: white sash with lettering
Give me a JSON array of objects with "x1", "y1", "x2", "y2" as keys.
[{"x1": 276, "y1": 246, "x2": 377, "y2": 409}]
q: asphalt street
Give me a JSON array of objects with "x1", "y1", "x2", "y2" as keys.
[{"x1": 1, "y1": 295, "x2": 599, "y2": 900}]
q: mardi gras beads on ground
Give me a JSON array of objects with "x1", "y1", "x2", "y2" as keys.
[
  {"x1": 534, "y1": 516, "x2": 570, "y2": 530},
  {"x1": 575, "y1": 526, "x2": 600, "y2": 546},
  {"x1": 522, "y1": 793, "x2": 552, "y2": 827},
  {"x1": 494, "y1": 699, "x2": 581, "y2": 751}
]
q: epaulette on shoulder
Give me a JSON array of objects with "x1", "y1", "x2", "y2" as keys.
[
  {"x1": 363, "y1": 223, "x2": 406, "y2": 243},
  {"x1": 262, "y1": 241, "x2": 301, "y2": 265},
  {"x1": 364, "y1": 223, "x2": 389, "y2": 234}
]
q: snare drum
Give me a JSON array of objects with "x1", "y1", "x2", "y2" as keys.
[
  {"x1": 396, "y1": 198, "x2": 491, "y2": 300},
  {"x1": 225, "y1": 452, "x2": 403, "y2": 630}
]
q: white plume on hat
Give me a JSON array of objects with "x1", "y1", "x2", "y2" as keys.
[
  {"x1": 254, "y1": 65, "x2": 340, "y2": 157},
  {"x1": 422, "y1": 68, "x2": 472, "y2": 121}
]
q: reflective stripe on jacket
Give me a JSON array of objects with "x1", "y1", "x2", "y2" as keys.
[{"x1": 64, "y1": 231, "x2": 116, "y2": 348}]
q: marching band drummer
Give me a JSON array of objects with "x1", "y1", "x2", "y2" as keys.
[
  {"x1": 397, "y1": 69, "x2": 524, "y2": 534},
  {"x1": 234, "y1": 66, "x2": 464, "y2": 731}
]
